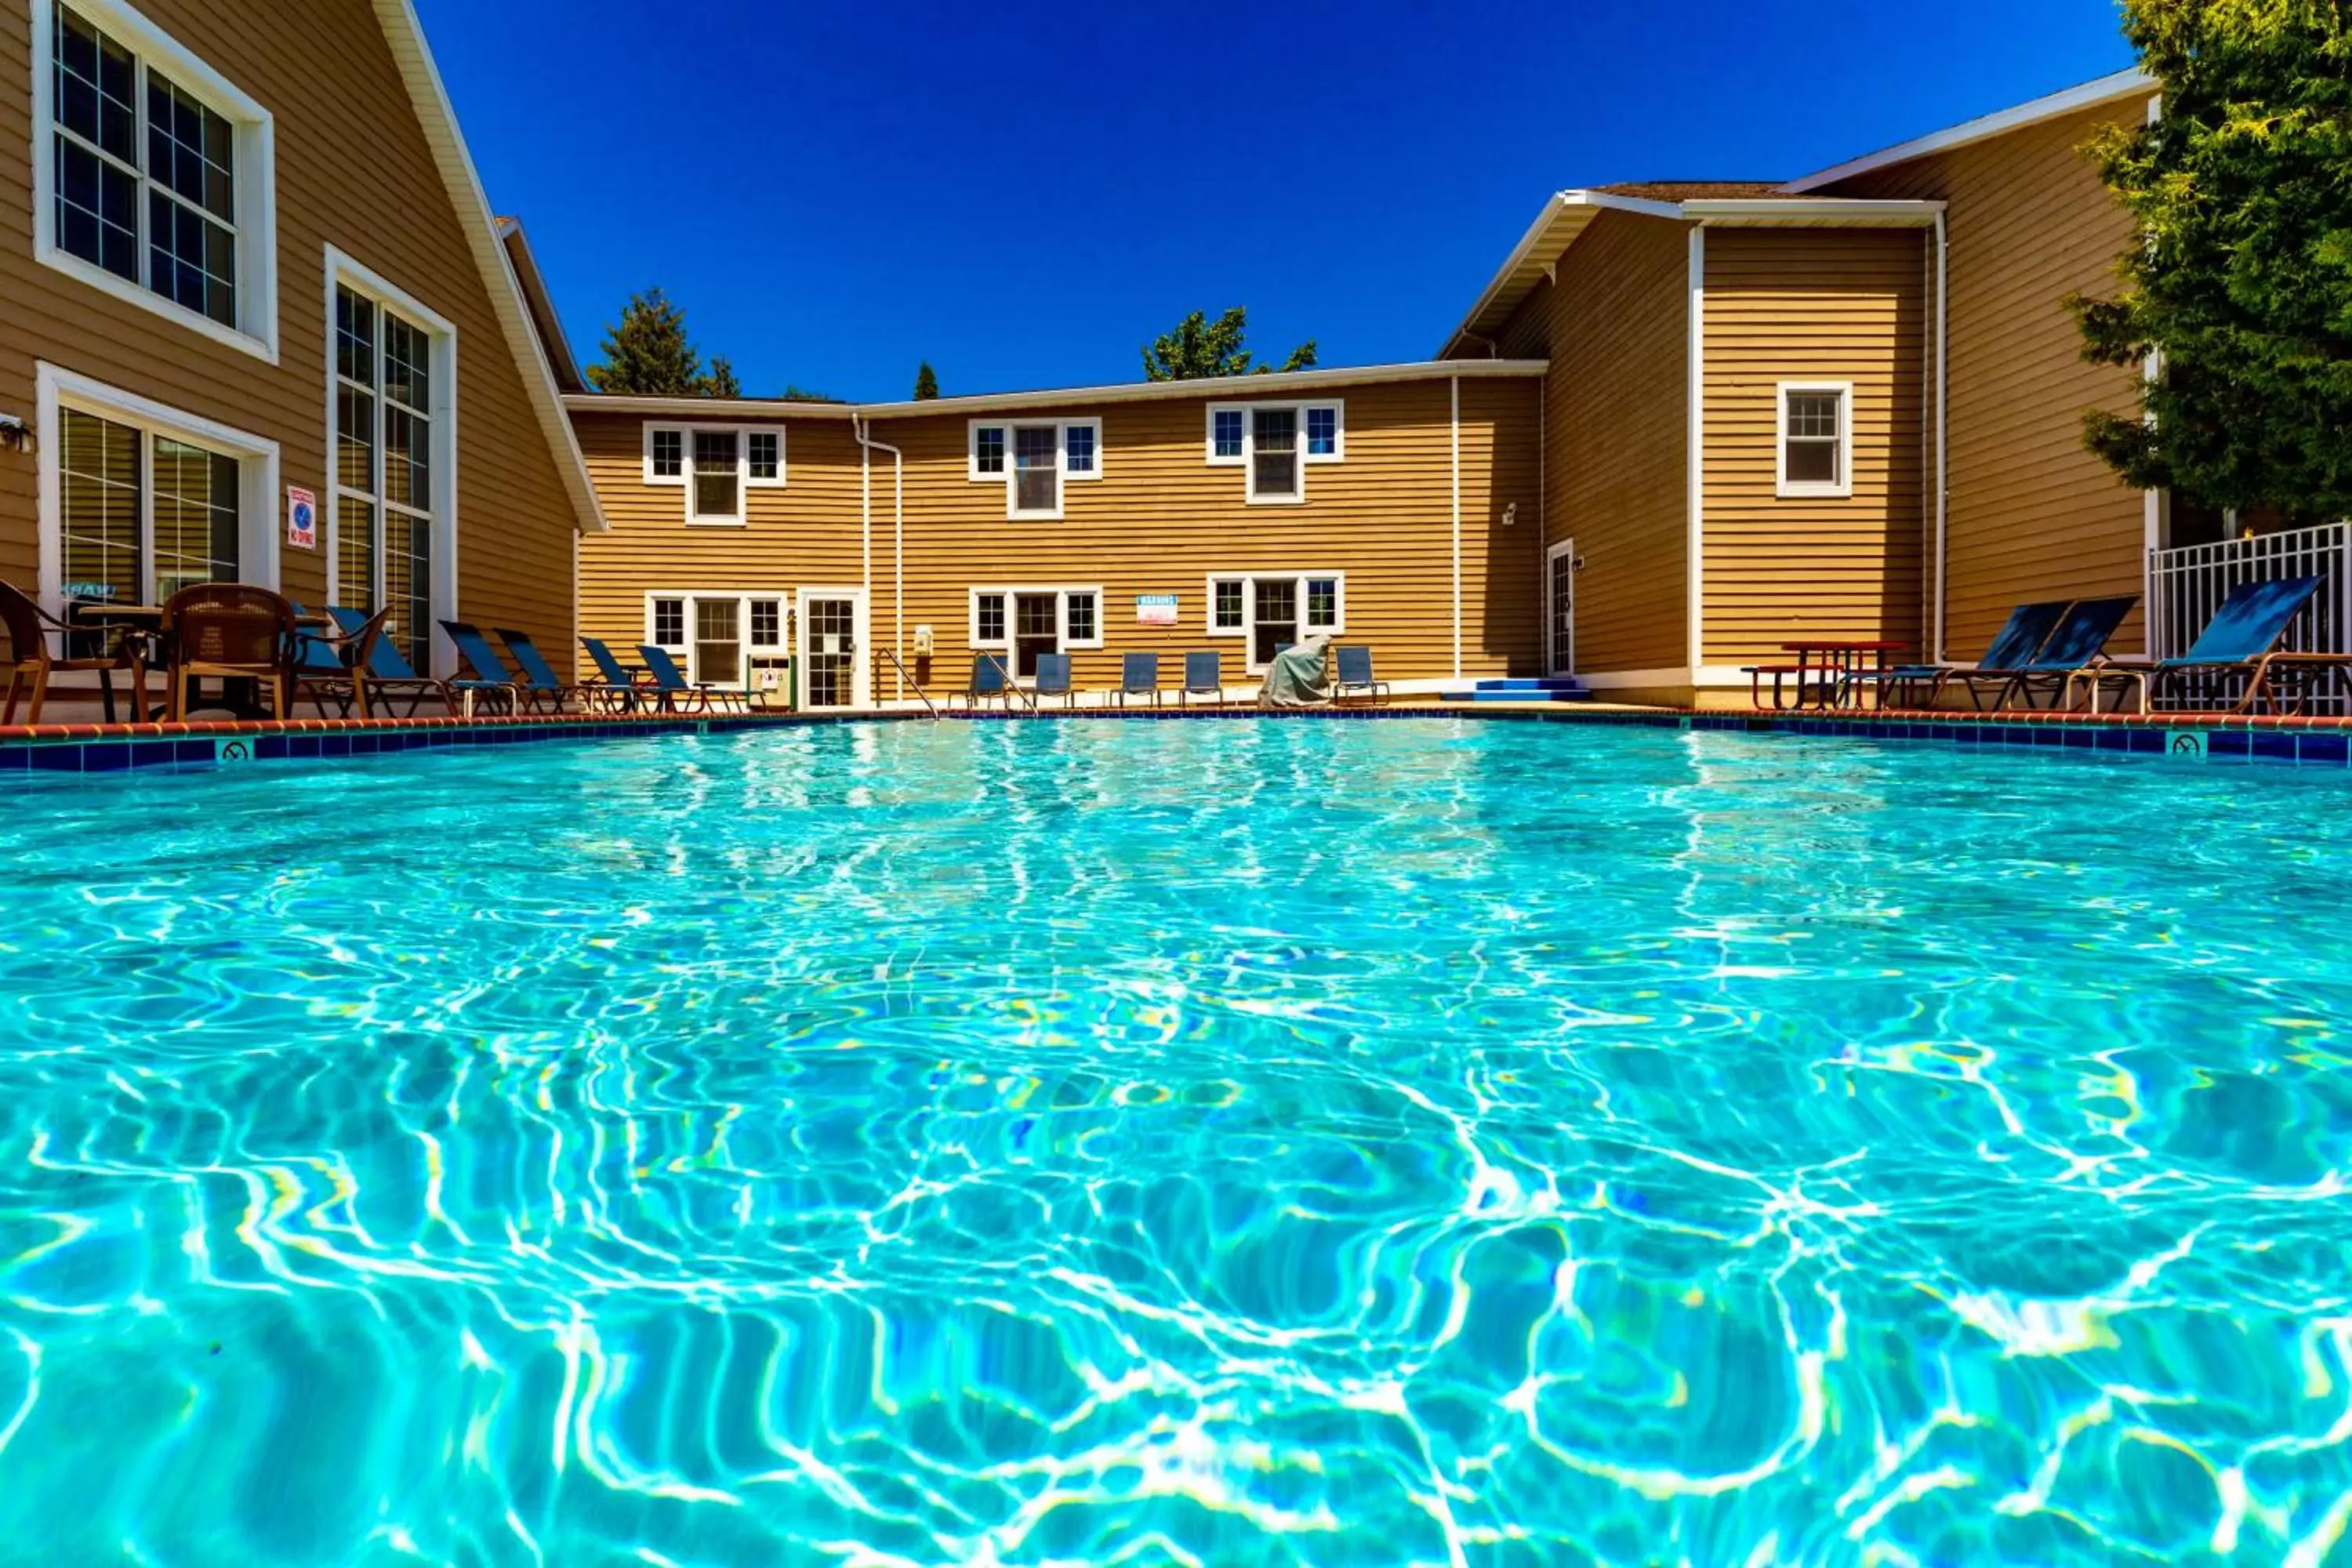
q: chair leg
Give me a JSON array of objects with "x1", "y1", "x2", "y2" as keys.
[
  {"x1": 4, "y1": 667, "x2": 22, "y2": 727},
  {"x1": 23, "y1": 665, "x2": 48, "y2": 727}
]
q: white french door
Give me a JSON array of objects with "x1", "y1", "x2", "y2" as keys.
[
  {"x1": 1545, "y1": 540, "x2": 1577, "y2": 677},
  {"x1": 797, "y1": 587, "x2": 868, "y2": 710}
]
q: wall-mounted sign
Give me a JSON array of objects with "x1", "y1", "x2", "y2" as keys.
[
  {"x1": 286, "y1": 485, "x2": 318, "y2": 550},
  {"x1": 1135, "y1": 593, "x2": 1178, "y2": 626}
]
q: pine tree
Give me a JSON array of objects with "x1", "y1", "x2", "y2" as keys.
[
  {"x1": 1141, "y1": 307, "x2": 1317, "y2": 381},
  {"x1": 2072, "y1": 0, "x2": 2352, "y2": 522},
  {"x1": 585, "y1": 289, "x2": 741, "y2": 397},
  {"x1": 913, "y1": 361, "x2": 941, "y2": 400}
]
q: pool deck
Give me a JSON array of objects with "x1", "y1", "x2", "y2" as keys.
[{"x1": 4, "y1": 693, "x2": 2352, "y2": 775}]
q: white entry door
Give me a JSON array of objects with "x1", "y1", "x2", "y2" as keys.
[
  {"x1": 1545, "y1": 541, "x2": 1576, "y2": 677},
  {"x1": 797, "y1": 587, "x2": 868, "y2": 710}
]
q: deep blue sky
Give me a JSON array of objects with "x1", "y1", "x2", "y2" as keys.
[{"x1": 415, "y1": 0, "x2": 2133, "y2": 403}]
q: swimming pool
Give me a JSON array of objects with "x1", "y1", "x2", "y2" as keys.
[{"x1": 1, "y1": 717, "x2": 2345, "y2": 1564}]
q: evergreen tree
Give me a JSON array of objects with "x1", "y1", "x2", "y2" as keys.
[
  {"x1": 914, "y1": 361, "x2": 941, "y2": 400},
  {"x1": 2073, "y1": 0, "x2": 2352, "y2": 521},
  {"x1": 1141, "y1": 307, "x2": 1317, "y2": 381},
  {"x1": 585, "y1": 289, "x2": 741, "y2": 397}
]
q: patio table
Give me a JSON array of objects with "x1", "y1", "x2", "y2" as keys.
[
  {"x1": 1780, "y1": 639, "x2": 1909, "y2": 711},
  {"x1": 64, "y1": 601, "x2": 161, "y2": 723}
]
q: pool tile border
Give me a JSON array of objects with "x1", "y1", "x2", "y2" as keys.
[{"x1": 3, "y1": 702, "x2": 2351, "y2": 776}]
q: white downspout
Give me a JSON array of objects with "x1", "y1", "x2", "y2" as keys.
[
  {"x1": 1933, "y1": 210, "x2": 1951, "y2": 666},
  {"x1": 1686, "y1": 225, "x2": 1706, "y2": 679},
  {"x1": 853, "y1": 416, "x2": 905, "y2": 702},
  {"x1": 1450, "y1": 374, "x2": 1463, "y2": 681}
]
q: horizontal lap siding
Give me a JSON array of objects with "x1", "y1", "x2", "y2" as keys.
[
  {"x1": 1492, "y1": 211, "x2": 1690, "y2": 674},
  {"x1": 1822, "y1": 103, "x2": 2151, "y2": 657},
  {"x1": 0, "y1": 0, "x2": 579, "y2": 647},
  {"x1": 571, "y1": 378, "x2": 1544, "y2": 697},
  {"x1": 573, "y1": 412, "x2": 862, "y2": 673},
  {"x1": 1701, "y1": 228, "x2": 1926, "y2": 663}
]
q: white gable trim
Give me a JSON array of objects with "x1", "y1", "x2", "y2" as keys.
[{"x1": 1784, "y1": 70, "x2": 2157, "y2": 193}]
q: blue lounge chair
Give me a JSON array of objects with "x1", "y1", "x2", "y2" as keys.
[
  {"x1": 495, "y1": 626, "x2": 590, "y2": 714},
  {"x1": 1846, "y1": 600, "x2": 2073, "y2": 710},
  {"x1": 1181, "y1": 652, "x2": 1222, "y2": 707},
  {"x1": 580, "y1": 636, "x2": 652, "y2": 713},
  {"x1": 290, "y1": 604, "x2": 372, "y2": 718},
  {"x1": 1034, "y1": 652, "x2": 1076, "y2": 709},
  {"x1": 436, "y1": 620, "x2": 528, "y2": 716},
  {"x1": 2087, "y1": 575, "x2": 2347, "y2": 716},
  {"x1": 1116, "y1": 652, "x2": 1161, "y2": 708},
  {"x1": 636, "y1": 644, "x2": 748, "y2": 713},
  {"x1": 322, "y1": 605, "x2": 448, "y2": 717},
  {"x1": 1961, "y1": 595, "x2": 2138, "y2": 710},
  {"x1": 1334, "y1": 645, "x2": 1388, "y2": 705},
  {"x1": 959, "y1": 652, "x2": 1012, "y2": 711}
]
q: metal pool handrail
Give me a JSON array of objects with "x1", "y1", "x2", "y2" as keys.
[{"x1": 880, "y1": 646, "x2": 941, "y2": 719}]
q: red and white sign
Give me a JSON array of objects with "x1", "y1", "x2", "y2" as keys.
[
  {"x1": 286, "y1": 485, "x2": 318, "y2": 550},
  {"x1": 1135, "y1": 593, "x2": 1179, "y2": 626}
]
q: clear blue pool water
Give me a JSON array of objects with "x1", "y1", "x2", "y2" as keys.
[{"x1": 2, "y1": 717, "x2": 2349, "y2": 1566}]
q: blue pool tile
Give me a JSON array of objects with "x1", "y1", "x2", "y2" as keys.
[
  {"x1": 2061, "y1": 728, "x2": 2096, "y2": 748},
  {"x1": 2299, "y1": 734, "x2": 2350, "y2": 766},
  {"x1": 2209, "y1": 731, "x2": 2252, "y2": 760},
  {"x1": 29, "y1": 746, "x2": 79, "y2": 772},
  {"x1": 175, "y1": 739, "x2": 216, "y2": 764},
  {"x1": 319, "y1": 735, "x2": 353, "y2": 757},
  {"x1": 81, "y1": 742, "x2": 132, "y2": 772},
  {"x1": 0, "y1": 747, "x2": 29, "y2": 771},
  {"x1": 2248, "y1": 731, "x2": 2299, "y2": 762}
]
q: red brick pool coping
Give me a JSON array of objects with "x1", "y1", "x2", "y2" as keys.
[{"x1": 2, "y1": 702, "x2": 2349, "y2": 746}]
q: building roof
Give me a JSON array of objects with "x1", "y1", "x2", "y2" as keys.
[
  {"x1": 371, "y1": 1, "x2": 606, "y2": 532},
  {"x1": 562, "y1": 358, "x2": 1552, "y2": 423},
  {"x1": 495, "y1": 217, "x2": 584, "y2": 394},
  {"x1": 1436, "y1": 191, "x2": 1940, "y2": 358},
  {"x1": 1786, "y1": 68, "x2": 2156, "y2": 192}
]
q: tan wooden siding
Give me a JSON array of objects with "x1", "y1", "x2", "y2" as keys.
[
  {"x1": 0, "y1": 0, "x2": 580, "y2": 652},
  {"x1": 572, "y1": 411, "x2": 864, "y2": 673},
  {"x1": 1700, "y1": 227, "x2": 1927, "y2": 664},
  {"x1": 572, "y1": 377, "x2": 1544, "y2": 697},
  {"x1": 1820, "y1": 102, "x2": 2151, "y2": 657},
  {"x1": 1488, "y1": 210, "x2": 1690, "y2": 674}
]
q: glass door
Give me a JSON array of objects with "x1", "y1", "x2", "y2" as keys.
[
  {"x1": 1547, "y1": 541, "x2": 1576, "y2": 677},
  {"x1": 800, "y1": 592, "x2": 863, "y2": 710}
]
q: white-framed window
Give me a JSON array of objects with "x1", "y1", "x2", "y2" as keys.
[
  {"x1": 328, "y1": 250, "x2": 456, "y2": 676},
  {"x1": 32, "y1": 0, "x2": 278, "y2": 359},
  {"x1": 641, "y1": 423, "x2": 787, "y2": 524},
  {"x1": 1776, "y1": 382, "x2": 1853, "y2": 499},
  {"x1": 643, "y1": 590, "x2": 789, "y2": 688},
  {"x1": 966, "y1": 418, "x2": 1102, "y2": 520},
  {"x1": 967, "y1": 585, "x2": 1104, "y2": 678},
  {"x1": 1205, "y1": 572, "x2": 1345, "y2": 670},
  {"x1": 34, "y1": 361, "x2": 281, "y2": 618},
  {"x1": 1204, "y1": 401, "x2": 1344, "y2": 503}
]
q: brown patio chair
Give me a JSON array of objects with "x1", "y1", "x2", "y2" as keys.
[
  {"x1": 162, "y1": 583, "x2": 298, "y2": 721},
  {"x1": 0, "y1": 579, "x2": 142, "y2": 724}
]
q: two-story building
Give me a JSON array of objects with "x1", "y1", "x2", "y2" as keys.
[{"x1": 0, "y1": 0, "x2": 601, "y2": 681}]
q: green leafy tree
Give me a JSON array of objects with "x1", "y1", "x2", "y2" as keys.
[
  {"x1": 914, "y1": 361, "x2": 941, "y2": 400},
  {"x1": 782, "y1": 385, "x2": 845, "y2": 404},
  {"x1": 2072, "y1": 0, "x2": 2352, "y2": 523},
  {"x1": 1141, "y1": 307, "x2": 1318, "y2": 381},
  {"x1": 585, "y1": 289, "x2": 740, "y2": 397}
]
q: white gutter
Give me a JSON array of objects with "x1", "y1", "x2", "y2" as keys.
[
  {"x1": 1450, "y1": 375, "x2": 1463, "y2": 679},
  {"x1": 1686, "y1": 227, "x2": 1707, "y2": 675},
  {"x1": 852, "y1": 417, "x2": 906, "y2": 701},
  {"x1": 1932, "y1": 210, "x2": 1950, "y2": 665}
]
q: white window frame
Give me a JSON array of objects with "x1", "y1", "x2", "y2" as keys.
[
  {"x1": 1204, "y1": 400, "x2": 1344, "y2": 503},
  {"x1": 1203, "y1": 572, "x2": 1345, "y2": 671},
  {"x1": 641, "y1": 423, "x2": 787, "y2": 524},
  {"x1": 966, "y1": 418, "x2": 1102, "y2": 520},
  {"x1": 1775, "y1": 380, "x2": 1853, "y2": 500},
  {"x1": 641, "y1": 590, "x2": 791, "y2": 688},
  {"x1": 34, "y1": 360, "x2": 281, "y2": 614},
  {"x1": 967, "y1": 585, "x2": 1107, "y2": 667},
  {"x1": 31, "y1": 0, "x2": 279, "y2": 361},
  {"x1": 323, "y1": 247, "x2": 459, "y2": 677}
]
